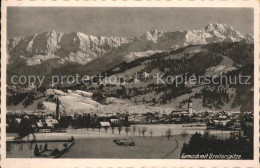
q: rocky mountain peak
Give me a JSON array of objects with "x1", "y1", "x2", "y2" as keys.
[
  {"x1": 204, "y1": 23, "x2": 251, "y2": 41},
  {"x1": 7, "y1": 24, "x2": 253, "y2": 69}
]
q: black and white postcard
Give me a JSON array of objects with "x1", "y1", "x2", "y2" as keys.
[{"x1": 1, "y1": 0, "x2": 259, "y2": 168}]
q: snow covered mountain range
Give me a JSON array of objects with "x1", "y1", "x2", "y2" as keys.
[
  {"x1": 6, "y1": 24, "x2": 254, "y2": 112},
  {"x1": 8, "y1": 31, "x2": 130, "y2": 66},
  {"x1": 7, "y1": 23, "x2": 252, "y2": 76}
]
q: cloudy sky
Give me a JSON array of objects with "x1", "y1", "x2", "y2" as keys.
[{"x1": 7, "y1": 7, "x2": 254, "y2": 38}]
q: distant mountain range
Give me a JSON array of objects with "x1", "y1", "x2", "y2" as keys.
[
  {"x1": 6, "y1": 23, "x2": 254, "y2": 112},
  {"x1": 7, "y1": 23, "x2": 253, "y2": 82}
]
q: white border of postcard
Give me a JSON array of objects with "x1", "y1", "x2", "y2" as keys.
[{"x1": 1, "y1": 0, "x2": 259, "y2": 168}]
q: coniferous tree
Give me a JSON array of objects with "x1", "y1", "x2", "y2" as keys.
[{"x1": 34, "y1": 144, "x2": 40, "y2": 157}]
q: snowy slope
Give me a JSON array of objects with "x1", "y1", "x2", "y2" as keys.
[{"x1": 43, "y1": 89, "x2": 99, "y2": 114}]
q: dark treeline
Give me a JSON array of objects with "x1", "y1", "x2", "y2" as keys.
[
  {"x1": 7, "y1": 91, "x2": 36, "y2": 108},
  {"x1": 201, "y1": 86, "x2": 230, "y2": 109},
  {"x1": 7, "y1": 114, "x2": 36, "y2": 137},
  {"x1": 200, "y1": 63, "x2": 254, "y2": 111},
  {"x1": 181, "y1": 131, "x2": 253, "y2": 159},
  {"x1": 147, "y1": 52, "x2": 222, "y2": 76},
  {"x1": 7, "y1": 87, "x2": 46, "y2": 107},
  {"x1": 205, "y1": 41, "x2": 254, "y2": 66},
  {"x1": 102, "y1": 51, "x2": 171, "y2": 76}
]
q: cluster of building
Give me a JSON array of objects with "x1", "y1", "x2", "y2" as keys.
[{"x1": 7, "y1": 92, "x2": 253, "y2": 134}]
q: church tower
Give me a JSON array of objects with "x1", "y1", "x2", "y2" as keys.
[
  {"x1": 188, "y1": 99, "x2": 193, "y2": 117},
  {"x1": 56, "y1": 95, "x2": 61, "y2": 121}
]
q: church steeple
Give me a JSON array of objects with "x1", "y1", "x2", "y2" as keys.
[
  {"x1": 188, "y1": 98, "x2": 193, "y2": 117},
  {"x1": 56, "y1": 95, "x2": 60, "y2": 121}
]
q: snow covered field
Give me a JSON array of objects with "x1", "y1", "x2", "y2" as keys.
[{"x1": 43, "y1": 89, "x2": 175, "y2": 115}]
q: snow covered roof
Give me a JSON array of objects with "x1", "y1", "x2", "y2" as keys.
[
  {"x1": 45, "y1": 119, "x2": 58, "y2": 125},
  {"x1": 110, "y1": 119, "x2": 119, "y2": 122},
  {"x1": 213, "y1": 120, "x2": 231, "y2": 123},
  {"x1": 36, "y1": 122, "x2": 44, "y2": 127},
  {"x1": 100, "y1": 122, "x2": 110, "y2": 127},
  {"x1": 15, "y1": 118, "x2": 21, "y2": 123}
]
